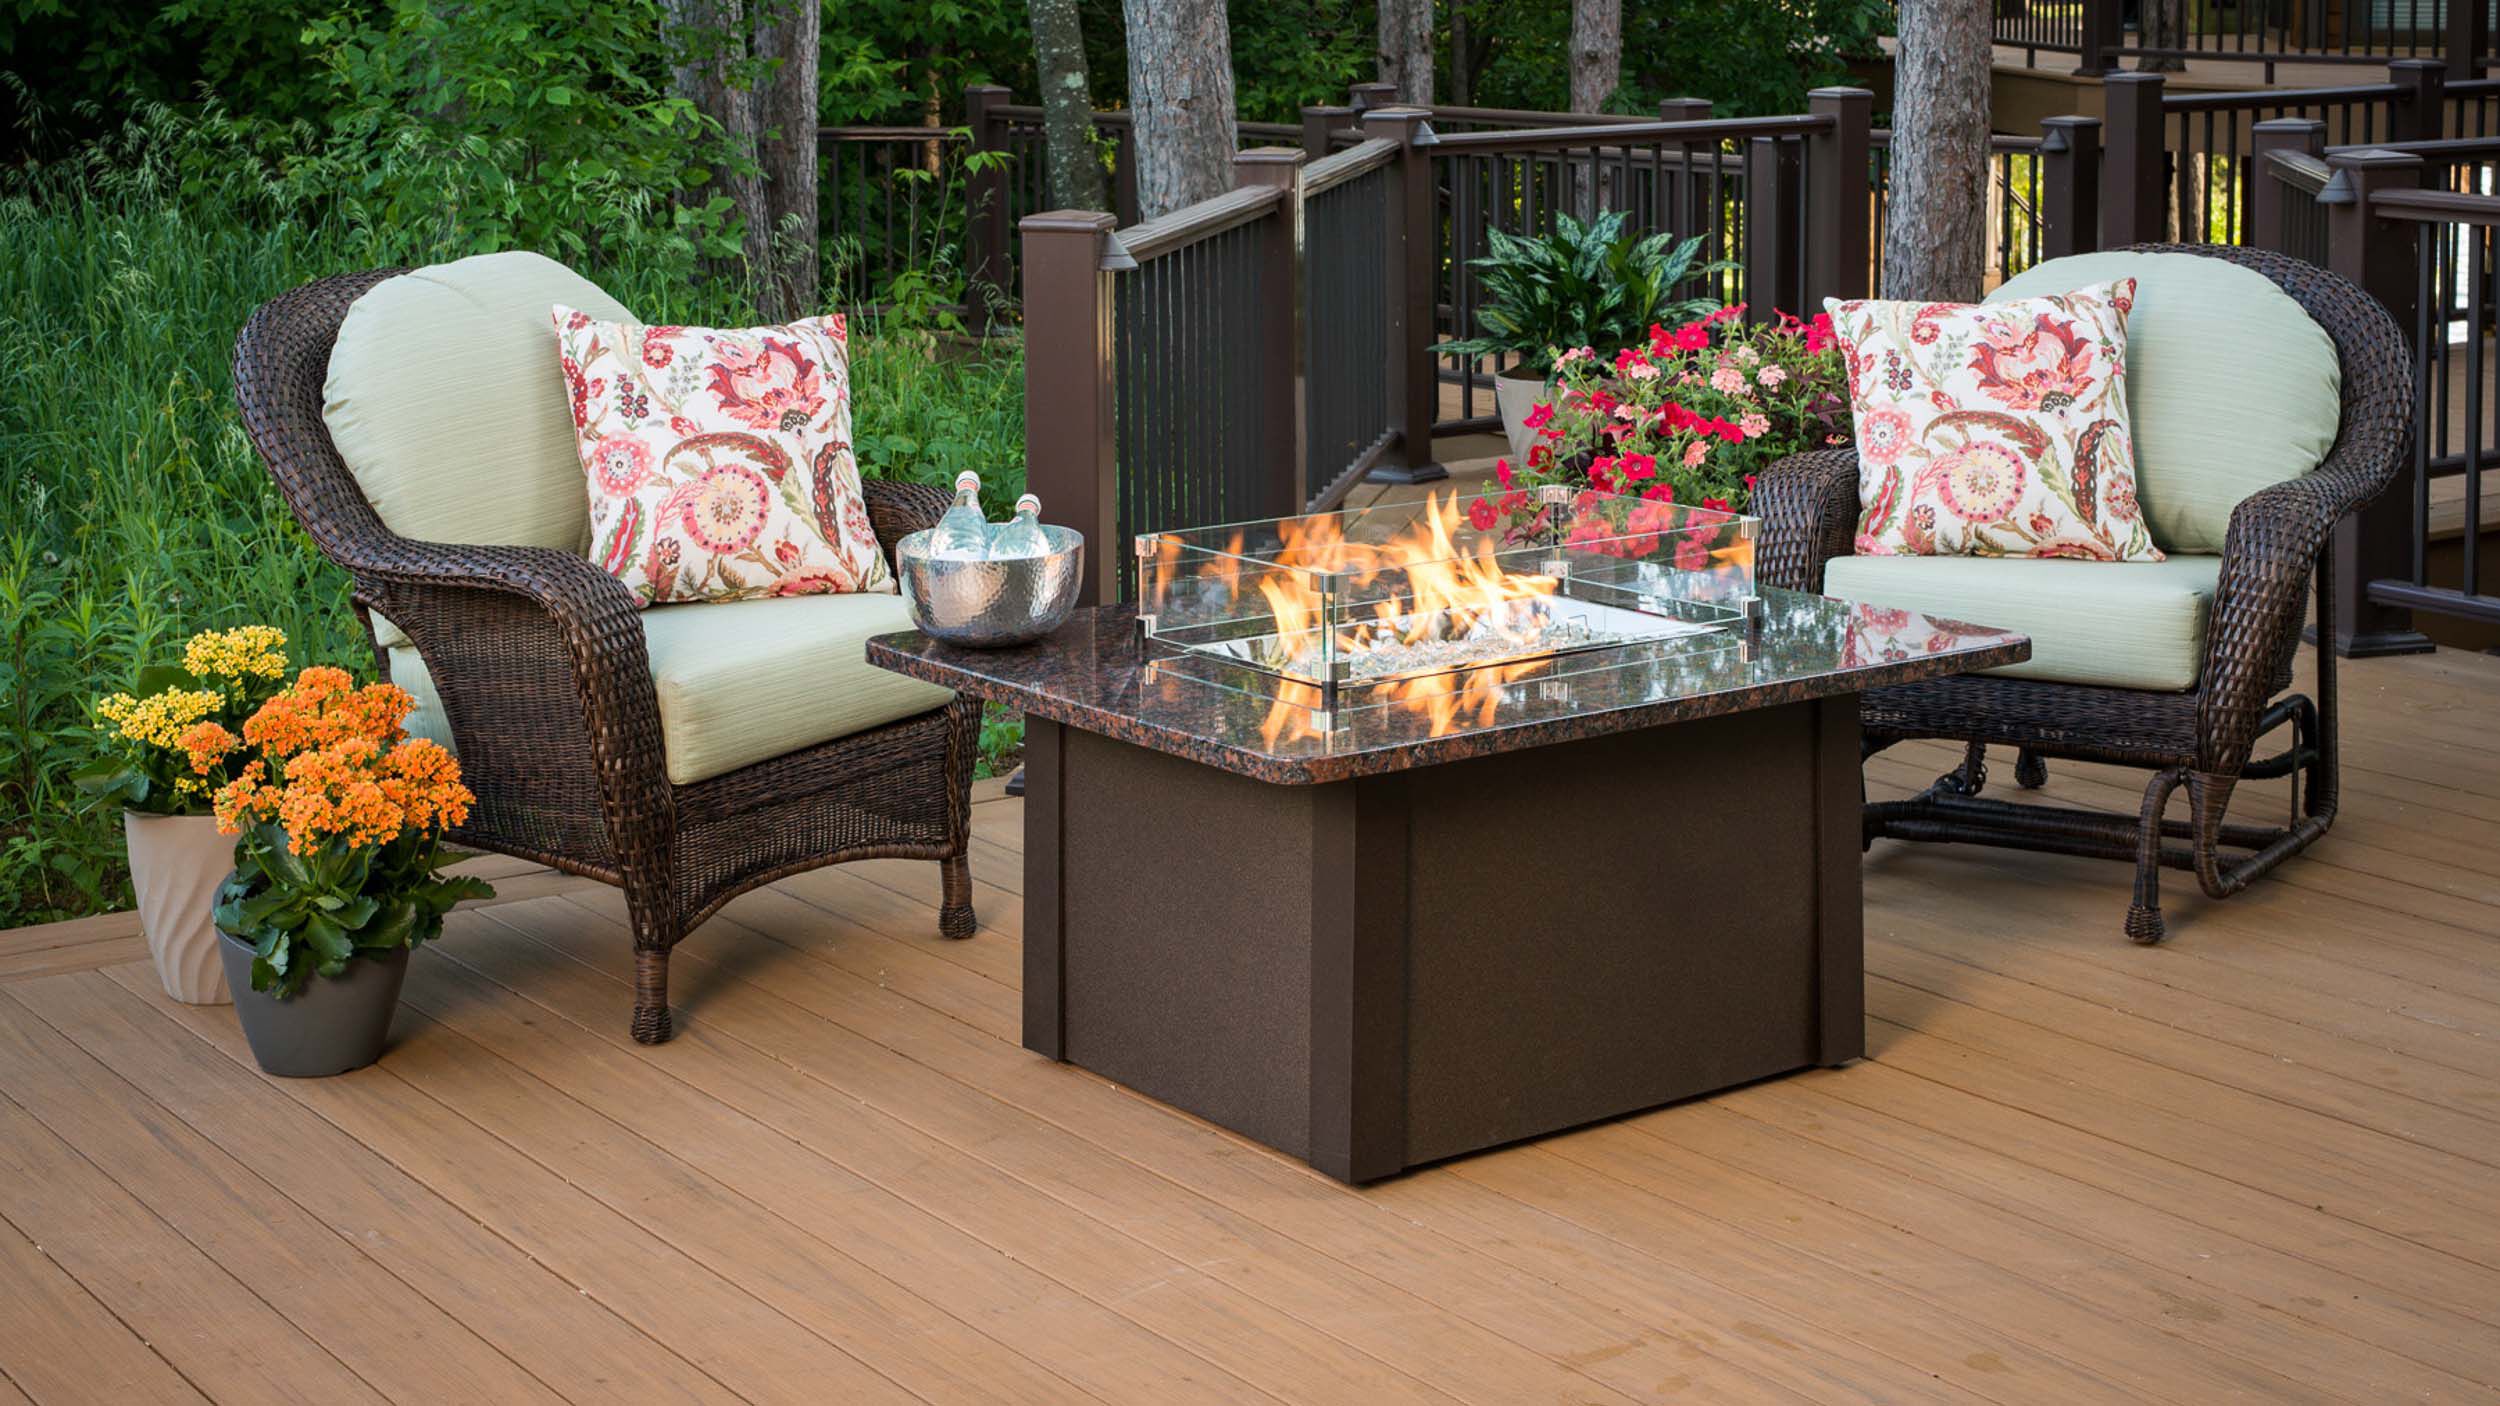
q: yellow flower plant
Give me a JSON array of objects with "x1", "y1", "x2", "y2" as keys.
[{"x1": 78, "y1": 626, "x2": 296, "y2": 816}]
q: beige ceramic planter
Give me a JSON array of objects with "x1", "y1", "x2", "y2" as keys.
[
  {"x1": 124, "y1": 811, "x2": 235, "y2": 1005},
  {"x1": 1495, "y1": 371, "x2": 1550, "y2": 461}
]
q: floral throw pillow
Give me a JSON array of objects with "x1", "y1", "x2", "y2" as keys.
[
  {"x1": 1827, "y1": 281, "x2": 2161, "y2": 562},
  {"x1": 554, "y1": 307, "x2": 894, "y2": 605}
]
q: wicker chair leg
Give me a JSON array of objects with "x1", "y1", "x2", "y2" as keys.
[
  {"x1": 938, "y1": 853, "x2": 976, "y2": 940},
  {"x1": 632, "y1": 948, "x2": 674, "y2": 1045},
  {"x1": 2128, "y1": 769, "x2": 2188, "y2": 944},
  {"x1": 2014, "y1": 749, "x2": 2048, "y2": 789},
  {"x1": 1936, "y1": 740, "x2": 1989, "y2": 798}
]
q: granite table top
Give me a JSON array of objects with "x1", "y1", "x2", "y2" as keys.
[{"x1": 868, "y1": 590, "x2": 2029, "y2": 786}]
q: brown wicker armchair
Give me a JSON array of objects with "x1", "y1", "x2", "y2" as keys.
[
  {"x1": 233, "y1": 267, "x2": 978, "y2": 1042},
  {"x1": 1755, "y1": 244, "x2": 2410, "y2": 941}
]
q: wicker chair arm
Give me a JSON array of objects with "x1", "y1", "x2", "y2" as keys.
[
  {"x1": 2194, "y1": 445, "x2": 2394, "y2": 771},
  {"x1": 1752, "y1": 448, "x2": 1862, "y2": 592},
  {"x1": 356, "y1": 542, "x2": 669, "y2": 834},
  {"x1": 863, "y1": 478, "x2": 950, "y2": 569}
]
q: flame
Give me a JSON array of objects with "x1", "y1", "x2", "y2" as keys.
[{"x1": 1202, "y1": 492, "x2": 1573, "y2": 739}]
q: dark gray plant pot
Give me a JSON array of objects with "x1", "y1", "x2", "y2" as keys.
[{"x1": 217, "y1": 928, "x2": 411, "y2": 1077}]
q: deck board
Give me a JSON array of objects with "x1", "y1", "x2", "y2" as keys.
[{"x1": 2, "y1": 643, "x2": 2497, "y2": 1404}]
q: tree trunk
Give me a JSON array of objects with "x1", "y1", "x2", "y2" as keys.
[
  {"x1": 664, "y1": 0, "x2": 768, "y2": 293},
  {"x1": 1030, "y1": 0, "x2": 1108, "y2": 209},
  {"x1": 753, "y1": 0, "x2": 820, "y2": 318},
  {"x1": 2137, "y1": 0, "x2": 2187, "y2": 71},
  {"x1": 1449, "y1": 1, "x2": 1470, "y2": 104},
  {"x1": 1120, "y1": 0, "x2": 1238, "y2": 219},
  {"x1": 1883, "y1": 0, "x2": 1991, "y2": 302},
  {"x1": 1567, "y1": 0, "x2": 1621, "y2": 114},
  {"x1": 1377, "y1": 0, "x2": 1434, "y2": 105}
]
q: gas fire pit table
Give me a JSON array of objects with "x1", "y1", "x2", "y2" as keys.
[{"x1": 869, "y1": 493, "x2": 2026, "y2": 1182}]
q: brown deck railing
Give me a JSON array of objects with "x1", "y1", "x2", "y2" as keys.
[
  {"x1": 1992, "y1": 0, "x2": 2491, "y2": 80},
  {"x1": 1299, "y1": 139, "x2": 1401, "y2": 506},
  {"x1": 2256, "y1": 143, "x2": 2500, "y2": 638}
]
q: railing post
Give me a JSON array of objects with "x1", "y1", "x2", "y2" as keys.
[
  {"x1": 964, "y1": 84, "x2": 1013, "y2": 334},
  {"x1": 1020, "y1": 210, "x2": 1122, "y2": 606},
  {"x1": 1746, "y1": 136, "x2": 1802, "y2": 321},
  {"x1": 2040, "y1": 116, "x2": 2102, "y2": 259},
  {"x1": 2102, "y1": 72, "x2": 2168, "y2": 246},
  {"x1": 1235, "y1": 148, "x2": 1308, "y2": 518},
  {"x1": 2320, "y1": 149, "x2": 2435, "y2": 656},
  {"x1": 2388, "y1": 58, "x2": 2447, "y2": 145},
  {"x1": 2446, "y1": 0, "x2": 2489, "y2": 80},
  {"x1": 1301, "y1": 104, "x2": 1353, "y2": 159},
  {"x1": 2250, "y1": 117, "x2": 2325, "y2": 254},
  {"x1": 1349, "y1": 81, "x2": 1399, "y2": 113},
  {"x1": 1805, "y1": 87, "x2": 1872, "y2": 308},
  {"x1": 1362, "y1": 106, "x2": 1447, "y2": 485},
  {"x1": 2074, "y1": 0, "x2": 2120, "y2": 76},
  {"x1": 1658, "y1": 97, "x2": 1713, "y2": 122},
  {"x1": 1112, "y1": 120, "x2": 1140, "y2": 226}
]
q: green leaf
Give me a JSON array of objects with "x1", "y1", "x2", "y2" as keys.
[
  {"x1": 304, "y1": 912, "x2": 352, "y2": 968},
  {"x1": 357, "y1": 899, "x2": 417, "y2": 951},
  {"x1": 133, "y1": 664, "x2": 201, "y2": 695}
]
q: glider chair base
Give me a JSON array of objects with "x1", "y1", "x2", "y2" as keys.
[{"x1": 1863, "y1": 691, "x2": 2332, "y2": 943}]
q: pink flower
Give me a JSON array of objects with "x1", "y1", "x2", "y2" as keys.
[
  {"x1": 588, "y1": 435, "x2": 654, "y2": 496},
  {"x1": 1935, "y1": 443, "x2": 2027, "y2": 524},
  {"x1": 706, "y1": 335, "x2": 825, "y2": 432},
  {"x1": 1756, "y1": 364, "x2": 1788, "y2": 388},
  {"x1": 1495, "y1": 458, "x2": 1516, "y2": 489},
  {"x1": 1739, "y1": 413, "x2": 1771, "y2": 440},
  {"x1": 1623, "y1": 360, "x2": 1660, "y2": 382},
  {"x1": 672, "y1": 463, "x2": 772, "y2": 554},
  {"x1": 1682, "y1": 441, "x2": 1711, "y2": 468},
  {"x1": 1674, "y1": 536, "x2": 1712, "y2": 572},
  {"x1": 1522, "y1": 403, "x2": 1555, "y2": 430},
  {"x1": 1858, "y1": 407, "x2": 1913, "y2": 466},
  {"x1": 1710, "y1": 366, "x2": 1747, "y2": 395}
]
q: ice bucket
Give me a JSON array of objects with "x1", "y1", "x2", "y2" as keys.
[{"x1": 896, "y1": 525, "x2": 1085, "y2": 648}]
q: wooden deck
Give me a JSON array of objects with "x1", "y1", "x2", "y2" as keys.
[{"x1": 3, "y1": 646, "x2": 2498, "y2": 1404}]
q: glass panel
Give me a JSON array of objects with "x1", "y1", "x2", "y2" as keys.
[{"x1": 1135, "y1": 489, "x2": 1759, "y2": 696}]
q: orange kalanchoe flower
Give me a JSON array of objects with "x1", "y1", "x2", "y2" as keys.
[
  {"x1": 213, "y1": 669, "x2": 471, "y2": 854},
  {"x1": 174, "y1": 720, "x2": 239, "y2": 776}
]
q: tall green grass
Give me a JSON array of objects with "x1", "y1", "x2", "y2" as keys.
[{"x1": 0, "y1": 165, "x2": 1024, "y2": 928}]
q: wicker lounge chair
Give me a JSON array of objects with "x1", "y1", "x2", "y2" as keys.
[
  {"x1": 1756, "y1": 244, "x2": 2410, "y2": 940},
  {"x1": 233, "y1": 259, "x2": 978, "y2": 1042}
]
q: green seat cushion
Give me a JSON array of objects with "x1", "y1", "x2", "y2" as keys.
[
  {"x1": 326, "y1": 251, "x2": 635, "y2": 649},
  {"x1": 390, "y1": 591, "x2": 955, "y2": 786},
  {"x1": 1823, "y1": 553, "x2": 2224, "y2": 691},
  {"x1": 1990, "y1": 251, "x2": 2339, "y2": 555}
]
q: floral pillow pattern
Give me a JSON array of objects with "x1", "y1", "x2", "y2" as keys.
[
  {"x1": 554, "y1": 306, "x2": 894, "y2": 606},
  {"x1": 1827, "y1": 281, "x2": 2161, "y2": 562}
]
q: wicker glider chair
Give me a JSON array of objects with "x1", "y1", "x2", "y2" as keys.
[
  {"x1": 233, "y1": 262, "x2": 979, "y2": 1042},
  {"x1": 1756, "y1": 244, "x2": 2409, "y2": 941}
]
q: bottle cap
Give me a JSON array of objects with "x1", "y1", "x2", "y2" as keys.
[
  {"x1": 955, "y1": 470, "x2": 981, "y2": 491},
  {"x1": 1015, "y1": 493, "x2": 1041, "y2": 514}
]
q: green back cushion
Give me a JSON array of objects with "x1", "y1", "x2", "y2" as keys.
[
  {"x1": 324, "y1": 251, "x2": 633, "y2": 554},
  {"x1": 1989, "y1": 252, "x2": 2339, "y2": 554}
]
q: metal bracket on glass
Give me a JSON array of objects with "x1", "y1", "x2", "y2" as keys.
[
  {"x1": 1133, "y1": 533, "x2": 1157, "y2": 558},
  {"x1": 1136, "y1": 612, "x2": 1157, "y2": 639}
]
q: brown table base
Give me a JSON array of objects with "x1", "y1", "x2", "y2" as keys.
[{"x1": 1020, "y1": 695, "x2": 1865, "y2": 1183}]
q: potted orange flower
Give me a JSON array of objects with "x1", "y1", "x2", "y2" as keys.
[{"x1": 209, "y1": 666, "x2": 487, "y2": 1076}]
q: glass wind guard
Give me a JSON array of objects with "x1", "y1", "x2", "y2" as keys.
[{"x1": 1135, "y1": 490, "x2": 1759, "y2": 696}]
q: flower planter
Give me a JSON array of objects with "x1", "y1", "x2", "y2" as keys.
[
  {"x1": 218, "y1": 927, "x2": 411, "y2": 1077},
  {"x1": 1495, "y1": 371, "x2": 1548, "y2": 461},
  {"x1": 124, "y1": 811, "x2": 235, "y2": 1005}
]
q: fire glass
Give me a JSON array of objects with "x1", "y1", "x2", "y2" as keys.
[{"x1": 1135, "y1": 488, "x2": 1759, "y2": 699}]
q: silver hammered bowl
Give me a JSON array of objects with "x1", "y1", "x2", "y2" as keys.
[{"x1": 896, "y1": 525, "x2": 1085, "y2": 648}]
